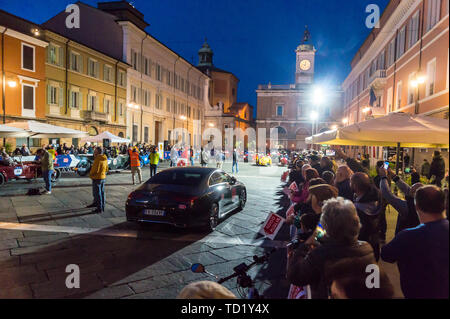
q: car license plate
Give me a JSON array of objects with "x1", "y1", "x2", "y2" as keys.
[{"x1": 143, "y1": 209, "x2": 165, "y2": 216}]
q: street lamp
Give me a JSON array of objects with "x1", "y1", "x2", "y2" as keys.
[
  {"x1": 7, "y1": 80, "x2": 17, "y2": 88},
  {"x1": 313, "y1": 86, "x2": 325, "y2": 105},
  {"x1": 342, "y1": 118, "x2": 349, "y2": 125}
]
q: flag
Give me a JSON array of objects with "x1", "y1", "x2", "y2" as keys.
[{"x1": 369, "y1": 87, "x2": 377, "y2": 107}]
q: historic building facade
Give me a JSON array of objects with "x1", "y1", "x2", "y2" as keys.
[
  {"x1": 256, "y1": 30, "x2": 343, "y2": 151},
  {"x1": 42, "y1": 29, "x2": 129, "y2": 146},
  {"x1": 44, "y1": 1, "x2": 210, "y2": 148},
  {"x1": 342, "y1": 0, "x2": 449, "y2": 164},
  {"x1": 197, "y1": 40, "x2": 254, "y2": 149},
  {"x1": 0, "y1": 10, "x2": 48, "y2": 148}
]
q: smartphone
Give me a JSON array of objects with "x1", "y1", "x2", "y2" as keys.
[
  {"x1": 315, "y1": 223, "x2": 326, "y2": 241},
  {"x1": 383, "y1": 161, "x2": 390, "y2": 170}
]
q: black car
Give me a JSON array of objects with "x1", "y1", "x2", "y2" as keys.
[{"x1": 126, "y1": 167, "x2": 247, "y2": 231}]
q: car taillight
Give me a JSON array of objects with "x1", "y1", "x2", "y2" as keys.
[
  {"x1": 128, "y1": 191, "x2": 147, "y2": 200},
  {"x1": 174, "y1": 196, "x2": 197, "y2": 209}
]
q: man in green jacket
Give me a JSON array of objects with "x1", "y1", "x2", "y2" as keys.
[
  {"x1": 37, "y1": 149, "x2": 54, "y2": 195},
  {"x1": 149, "y1": 147, "x2": 160, "y2": 177}
]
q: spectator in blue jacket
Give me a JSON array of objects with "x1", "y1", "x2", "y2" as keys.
[{"x1": 381, "y1": 185, "x2": 449, "y2": 299}]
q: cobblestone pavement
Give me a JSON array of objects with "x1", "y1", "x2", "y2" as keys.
[{"x1": 0, "y1": 161, "x2": 402, "y2": 298}]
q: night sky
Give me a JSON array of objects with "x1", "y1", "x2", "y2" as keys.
[{"x1": 0, "y1": 0, "x2": 390, "y2": 108}]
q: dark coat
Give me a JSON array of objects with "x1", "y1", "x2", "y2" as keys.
[
  {"x1": 287, "y1": 238, "x2": 376, "y2": 299},
  {"x1": 336, "y1": 179, "x2": 354, "y2": 201},
  {"x1": 429, "y1": 155, "x2": 446, "y2": 179},
  {"x1": 354, "y1": 185, "x2": 382, "y2": 260}
]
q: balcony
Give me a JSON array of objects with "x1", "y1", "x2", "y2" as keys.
[
  {"x1": 369, "y1": 69, "x2": 387, "y2": 90},
  {"x1": 82, "y1": 110, "x2": 108, "y2": 122}
]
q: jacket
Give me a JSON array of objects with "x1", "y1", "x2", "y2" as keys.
[
  {"x1": 336, "y1": 179, "x2": 353, "y2": 201},
  {"x1": 90, "y1": 154, "x2": 108, "y2": 180},
  {"x1": 354, "y1": 185, "x2": 381, "y2": 258},
  {"x1": 40, "y1": 150, "x2": 54, "y2": 171},
  {"x1": 421, "y1": 161, "x2": 431, "y2": 177},
  {"x1": 287, "y1": 238, "x2": 376, "y2": 299},
  {"x1": 129, "y1": 150, "x2": 141, "y2": 167},
  {"x1": 379, "y1": 177, "x2": 420, "y2": 234},
  {"x1": 149, "y1": 152, "x2": 159, "y2": 165},
  {"x1": 429, "y1": 155, "x2": 445, "y2": 179}
]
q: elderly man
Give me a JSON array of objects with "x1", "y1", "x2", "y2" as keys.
[
  {"x1": 381, "y1": 186, "x2": 448, "y2": 299},
  {"x1": 287, "y1": 197, "x2": 376, "y2": 299}
]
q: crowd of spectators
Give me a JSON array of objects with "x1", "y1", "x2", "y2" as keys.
[{"x1": 282, "y1": 148, "x2": 448, "y2": 299}]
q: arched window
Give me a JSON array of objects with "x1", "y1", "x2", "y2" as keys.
[
  {"x1": 275, "y1": 126, "x2": 287, "y2": 135},
  {"x1": 118, "y1": 132, "x2": 124, "y2": 138}
]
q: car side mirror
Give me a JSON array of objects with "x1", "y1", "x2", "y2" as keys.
[
  {"x1": 230, "y1": 176, "x2": 237, "y2": 185},
  {"x1": 191, "y1": 263, "x2": 205, "y2": 274}
]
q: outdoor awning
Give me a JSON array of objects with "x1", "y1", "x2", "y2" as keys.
[
  {"x1": 6, "y1": 120, "x2": 89, "y2": 138},
  {"x1": 82, "y1": 131, "x2": 130, "y2": 144},
  {"x1": 305, "y1": 113, "x2": 449, "y2": 148},
  {"x1": 0, "y1": 124, "x2": 30, "y2": 138}
]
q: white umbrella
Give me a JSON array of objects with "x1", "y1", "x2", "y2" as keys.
[
  {"x1": 306, "y1": 113, "x2": 449, "y2": 148},
  {"x1": 7, "y1": 120, "x2": 89, "y2": 138},
  {"x1": 82, "y1": 131, "x2": 130, "y2": 144},
  {"x1": 0, "y1": 124, "x2": 30, "y2": 138}
]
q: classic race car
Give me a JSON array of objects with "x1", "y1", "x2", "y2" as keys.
[
  {"x1": 256, "y1": 154, "x2": 272, "y2": 166},
  {"x1": 0, "y1": 160, "x2": 61, "y2": 186}
]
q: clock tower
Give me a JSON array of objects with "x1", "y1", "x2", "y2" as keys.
[{"x1": 295, "y1": 26, "x2": 316, "y2": 84}]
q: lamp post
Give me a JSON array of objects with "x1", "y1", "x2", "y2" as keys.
[{"x1": 310, "y1": 111, "x2": 318, "y2": 136}]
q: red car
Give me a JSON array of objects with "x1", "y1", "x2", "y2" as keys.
[{"x1": 0, "y1": 161, "x2": 61, "y2": 185}]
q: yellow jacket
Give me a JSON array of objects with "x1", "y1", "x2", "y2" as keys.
[
  {"x1": 149, "y1": 152, "x2": 159, "y2": 165},
  {"x1": 90, "y1": 154, "x2": 108, "y2": 180}
]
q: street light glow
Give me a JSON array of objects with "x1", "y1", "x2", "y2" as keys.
[
  {"x1": 7, "y1": 80, "x2": 17, "y2": 88},
  {"x1": 180, "y1": 115, "x2": 187, "y2": 120},
  {"x1": 342, "y1": 118, "x2": 349, "y2": 125},
  {"x1": 417, "y1": 75, "x2": 426, "y2": 84},
  {"x1": 362, "y1": 107, "x2": 371, "y2": 114},
  {"x1": 208, "y1": 123, "x2": 215, "y2": 127},
  {"x1": 313, "y1": 86, "x2": 325, "y2": 105}
]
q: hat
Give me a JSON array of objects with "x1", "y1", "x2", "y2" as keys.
[
  {"x1": 177, "y1": 281, "x2": 237, "y2": 299},
  {"x1": 309, "y1": 154, "x2": 320, "y2": 162}
]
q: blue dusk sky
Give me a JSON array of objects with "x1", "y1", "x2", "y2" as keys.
[{"x1": 0, "y1": 0, "x2": 390, "y2": 107}]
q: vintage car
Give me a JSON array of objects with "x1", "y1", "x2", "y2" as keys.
[
  {"x1": 0, "y1": 159, "x2": 61, "y2": 186},
  {"x1": 256, "y1": 154, "x2": 272, "y2": 166}
]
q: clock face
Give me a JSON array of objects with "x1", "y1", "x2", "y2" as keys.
[{"x1": 299, "y1": 59, "x2": 311, "y2": 71}]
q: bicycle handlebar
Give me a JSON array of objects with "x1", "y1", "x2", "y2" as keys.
[{"x1": 216, "y1": 248, "x2": 278, "y2": 285}]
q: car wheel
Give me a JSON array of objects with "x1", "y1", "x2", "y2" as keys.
[
  {"x1": 0, "y1": 173, "x2": 5, "y2": 186},
  {"x1": 206, "y1": 203, "x2": 219, "y2": 232},
  {"x1": 239, "y1": 189, "x2": 247, "y2": 210}
]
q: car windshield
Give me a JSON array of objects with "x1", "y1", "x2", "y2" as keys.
[{"x1": 148, "y1": 170, "x2": 206, "y2": 186}]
